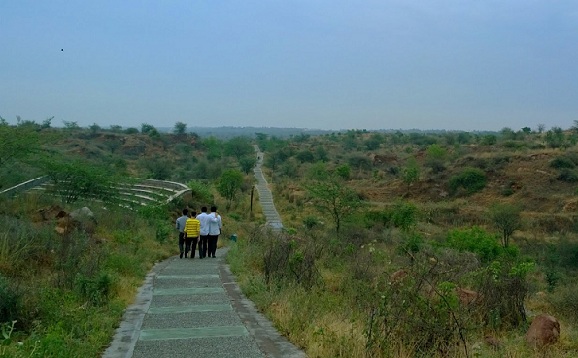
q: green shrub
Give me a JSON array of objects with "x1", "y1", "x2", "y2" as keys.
[
  {"x1": 0, "y1": 275, "x2": 21, "y2": 324},
  {"x1": 75, "y1": 271, "x2": 115, "y2": 306},
  {"x1": 444, "y1": 226, "x2": 505, "y2": 263},
  {"x1": 550, "y1": 156, "x2": 576, "y2": 169},
  {"x1": 558, "y1": 168, "x2": 578, "y2": 182},
  {"x1": 391, "y1": 201, "x2": 418, "y2": 231},
  {"x1": 449, "y1": 168, "x2": 487, "y2": 194},
  {"x1": 549, "y1": 283, "x2": 578, "y2": 324}
]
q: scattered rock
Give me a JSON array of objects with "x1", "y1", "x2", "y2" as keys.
[
  {"x1": 389, "y1": 269, "x2": 407, "y2": 283},
  {"x1": 526, "y1": 314, "x2": 560, "y2": 348},
  {"x1": 456, "y1": 287, "x2": 479, "y2": 305}
]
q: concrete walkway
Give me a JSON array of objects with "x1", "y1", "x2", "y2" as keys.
[
  {"x1": 253, "y1": 146, "x2": 283, "y2": 231},
  {"x1": 103, "y1": 248, "x2": 305, "y2": 358}
]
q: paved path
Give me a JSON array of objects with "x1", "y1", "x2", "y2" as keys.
[
  {"x1": 253, "y1": 146, "x2": 283, "y2": 231},
  {"x1": 103, "y1": 249, "x2": 305, "y2": 357}
]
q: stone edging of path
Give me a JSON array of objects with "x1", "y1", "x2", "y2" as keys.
[{"x1": 102, "y1": 248, "x2": 307, "y2": 358}]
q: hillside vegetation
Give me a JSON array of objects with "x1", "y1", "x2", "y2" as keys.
[
  {"x1": 0, "y1": 120, "x2": 260, "y2": 357},
  {"x1": 228, "y1": 126, "x2": 578, "y2": 357},
  {"x1": 2, "y1": 118, "x2": 578, "y2": 357}
]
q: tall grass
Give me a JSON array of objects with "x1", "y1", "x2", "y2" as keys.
[{"x1": 0, "y1": 194, "x2": 174, "y2": 357}]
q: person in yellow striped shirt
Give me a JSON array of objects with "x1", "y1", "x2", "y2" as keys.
[{"x1": 184, "y1": 211, "x2": 201, "y2": 258}]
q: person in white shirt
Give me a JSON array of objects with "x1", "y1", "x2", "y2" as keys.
[
  {"x1": 207, "y1": 206, "x2": 222, "y2": 258},
  {"x1": 196, "y1": 207, "x2": 211, "y2": 259}
]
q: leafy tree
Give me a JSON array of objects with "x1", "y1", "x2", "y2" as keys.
[
  {"x1": 545, "y1": 127, "x2": 565, "y2": 148},
  {"x1": 239, "y1": 155, "x2": 257, "y2": 174},
  {"x1": 217, "y1": 169, "x2": 244, "y2": 209},
  {"x1": 89, "y1": 123, "x2": 101, "y2": 134},
  {"x1": 41, "y1": 116, "x2": 53, "y2": 129},
  {"x1": 141, "y1": 123, "x2": 156, "y2": 135},
  {"x1": 173, "y1": 121, "x2": 187, "y2": 135},
  {"x1": 110, "y1": 125, "x2": 123, "y2": 133},
  {"x1": 62, "y1": 121, "x2": 79, "y2": 130},
  {"x1": 314, "y1": 146, "x2": 328, "y2": 162},
  {"x1": 43, "y1": 159, "x2": 121, "y2": 204},
  {"x1": 481, "y1": 134, "x2": 497, "y2": 146},
  {"x1": 223, "y1": 137, "x2": 252, "y2": 160},
  {"x1": 202, "y1": 136, "x2": 223, "y2": 160},
  {"x1": 489, "y1": 203, "x2": 522, "y2": 248},
  {"x1": 306, "y1": 176, "x2": 362, "y2": 232}
]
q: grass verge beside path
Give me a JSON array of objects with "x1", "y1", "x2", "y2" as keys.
[{"x1": 0, "y1": 194, "x2": 174, "y2": 357}]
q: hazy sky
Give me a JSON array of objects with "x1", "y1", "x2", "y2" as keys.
[{"x1": 1, "y1": 1, "x2": 577, "y2": 131}]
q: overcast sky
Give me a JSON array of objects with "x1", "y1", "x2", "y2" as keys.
[{"x1": 1, "y1": 1, "x2": 577, "y2": 131}]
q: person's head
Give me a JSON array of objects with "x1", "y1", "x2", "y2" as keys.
[
  {"x1": 182, "y1": 208, "x2": 189, "y2": 216},
  {"x1": 210, "y1": 206, "x2": 217, "y2": 213},
  {"x1": 201, "y1": 206, "x2": 207, "y2": 213},
  {"x1": 191, "y1": 211, "x2": 197, "y2": 217}
]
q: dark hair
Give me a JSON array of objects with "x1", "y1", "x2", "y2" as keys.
[
  {"x1": 210, "y1": 206, "x2": 217, "y2": 212},
  {"x1": 182, "y1": 208, "x2": 189, "y2": 215},
  {"x1": 191, "y1": 211, "x2": 197, "y2": 217},
  {"x1": 201, "y1": 206, "x2": 207, "y2": 213}
]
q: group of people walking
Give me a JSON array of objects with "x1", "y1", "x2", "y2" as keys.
[{"x1": 175, "y1": 206, "x2": 222, "y2": 259}]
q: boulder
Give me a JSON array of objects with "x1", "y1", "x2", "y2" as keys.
[{"x1": 526, "y1": 314, "x2": 560, "y2": 348}]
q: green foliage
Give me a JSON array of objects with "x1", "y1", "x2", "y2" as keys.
[
  {"x1": 140, "y1": 155, "x2": 173, "y2": 180},
  {"x1": 155, "y1": 221, "x2": 171, "y2": 244},
  {"x1": 173, "y1": 121, "x2": 187, "y2": 135},
  {"x1": 545, "y1": 127, "x2": 566, "y2": 148},
  {"x1": 425, "y1": 144, "x2": 447, "y2": 173},
  {"x1": 223, "y1": 136, "x2": 253, "y2": 159},
  {"x1": 444, "y1": 226, "x2": 508, "y2": 263},
  {"x1": 489, "y1": 203, "x2": 521, "y2": 247},
  {"x1": 305, "y1": 176, "x2": 362, "y2": 232},
  {"x1": 549, "y1": 283, "x2": 578, "y2": 324},
  {"x1": 303, "y1": 216, "x2": 320, "y2": 229},
  {"x1": 448, "y1": 167, "x2": 487, "y2": 195},
  {"x1": 239, "y1": 155, "x2": 257, "y2": 174},
  {"x1": 550, "y1": 156, "x2": 576, "y2": 169},
  {"x1": 558, "y1": 168, "x2": 578, "y2": 182},
  {"x1": 401, "y1": 158, "x2": 420, "y2": 193},
  {"x1": 391, "y1": 201, "x2": 418, "y2": 231},
  {"x1": 75, "y1": 271, "x2": 115, "y2": 306},
  {"x1": 217, "y1": 169, "x2": 244, "y2": 209},
  {"x1": 347, "y1": 155, "x2": 372, "y2": 172},
  {"x1": 335, "y1": 164, "x2": 351, "y2": 180},
  {"x1": 481, "y1": 134, "x2": 497, "y2": 145},
  {"x1": 188, "y1": 180, "x2": 214, "y2": 206},
  {"x1": 140, "y1": 123, "x2": 156, "y2": 134},
  {"x1": 295, "y1": 150, "x2": 315, "y2": 163},
  {"x1": 0, "y1": 275, "x2": 21, "y2": 324},
  {"x1": 43, "y1": 159, "x2": 122, "y2": 204},
  {"x1": 0, "y1": 125, "x2": 42, "y2": 168}
]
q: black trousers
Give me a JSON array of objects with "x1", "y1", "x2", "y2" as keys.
[
  {"x1": 199, "y1": 235, "x2": 209, "y2": 258},
  {"x1": 178, "y1": 232, "x2": 186, "y2": 254},
  {"x1": 208, "y1": 234, "x2": 219, "y2": 257},
  {"x1": 185, "y1": 236, "x2": 198, "y2": 258}
]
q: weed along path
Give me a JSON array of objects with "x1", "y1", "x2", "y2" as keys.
[
  {"x1": 253, "y1": 146, "x2": 283, "y2": 231},
  {"x1": 103, "y1": 251, "x2": 305, "y2": 358}
]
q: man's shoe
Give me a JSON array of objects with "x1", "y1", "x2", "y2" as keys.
[{"x1": 180, "y1": 252, "x2": 183, "y2": 259}]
